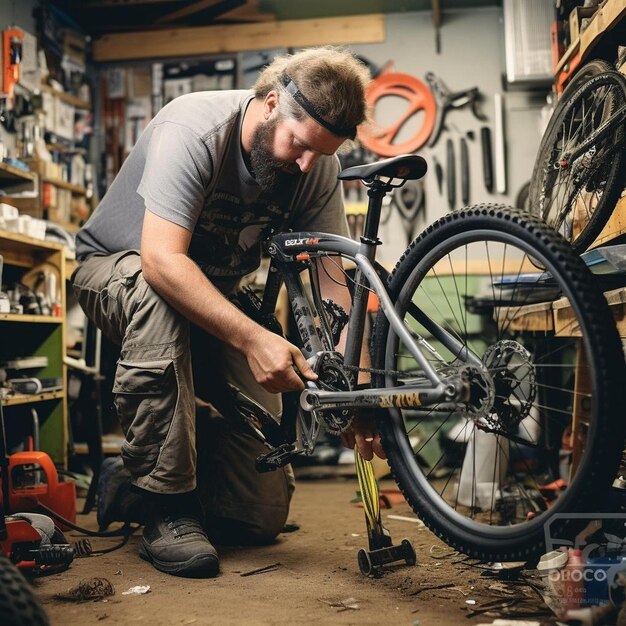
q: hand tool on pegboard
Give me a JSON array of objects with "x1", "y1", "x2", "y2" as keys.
[
  {"x1": 460, "y1": 136, "x2": 470, "y2": 205},
  {"x1": 425, "y1": 72, "x2": 487, "y2": 148},
  {"x1": 354, "y1": 448, "x2": 416, "y2": 576},
  {"x1": 446, "y1": 138, "x2": 456, "y2": 210},
  {"x1": 481, "y1": 126, "x2": 494, "y2": 193},
  {"x1": 432, "y1": 156, "x2": 444, "y2": 195},
  {"x1": 392, "y1": 178, "x2": 425, "y2": 247}
]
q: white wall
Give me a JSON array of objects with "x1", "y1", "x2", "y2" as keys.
[
  {"x1": 0, "y1": 4, "x2": 549, "y2": 269},
  {"x1": 349, "y1": 7, "x2": 548, "y2": 266},
  {"x1": 0, "y1": 1, "x2": 38, "y2": 33}
]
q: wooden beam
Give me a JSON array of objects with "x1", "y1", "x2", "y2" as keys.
[
  {"x1": 154, "y1": 0, "x2": 244, "y2": 25},
  {"x1": 217, "y1": 0, "x2": 275, "y2": 23},
  {"x1": 73, "y1": 0, "x2": 185, "y2": 6},
  {"x1": 92, "y1": 14, "x2": 386, "y2": 62}
]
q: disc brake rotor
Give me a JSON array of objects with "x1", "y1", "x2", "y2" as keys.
[{"x1": 482, "y1": 340, "x2": 536, "y2": 431}]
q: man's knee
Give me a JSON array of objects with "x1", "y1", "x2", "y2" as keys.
[{"x1": 197, "y1": 418, "x2": 294, "y2": 544}]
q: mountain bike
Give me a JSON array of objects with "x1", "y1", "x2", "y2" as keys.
[
  {"x1": 224, "y1": 154, "x2": 626, "y2": 562},
  {"x1": 529, "y1": 61, "x2": 626, "y2": 254}
]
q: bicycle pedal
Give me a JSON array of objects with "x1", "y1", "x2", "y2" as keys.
[{"x1": 255, "y1": 443, "x2": 303, "y2": 473}]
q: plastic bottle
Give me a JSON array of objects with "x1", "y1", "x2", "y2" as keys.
[{"x1": 563, "y1": 549, "x2": 586, "y2": 611}]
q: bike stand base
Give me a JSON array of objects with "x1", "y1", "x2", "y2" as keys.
[
  {"x1": 357, "y1": 538, "x2": 416, "y2": 576},
  {"x1": 354, "y1": 449, "x2": 417, "y2": 576}
]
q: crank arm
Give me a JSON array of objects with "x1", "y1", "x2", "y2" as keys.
[{"x1": 300, "y1": 381, "x2": 468, "y2": 412}]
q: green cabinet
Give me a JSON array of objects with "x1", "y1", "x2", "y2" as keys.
[{"x1": 0, "y1": 229, "x2": 68, "y2": 466}]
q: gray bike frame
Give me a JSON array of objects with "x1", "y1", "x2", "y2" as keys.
[{"x1": 265, "y1": 230, "x2": 476, "y2": 413}]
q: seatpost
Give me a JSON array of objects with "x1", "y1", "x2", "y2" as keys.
[
  {"x1": 343, "y1": 180, "x2": 390, "y2": 373},
  {"x1": 362, "y1": 181, "x2": 391, "y2": 247}
]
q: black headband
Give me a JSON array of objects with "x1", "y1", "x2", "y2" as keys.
[{"x1": 280, "y1": 73, "x2": 356, "y2": 139}]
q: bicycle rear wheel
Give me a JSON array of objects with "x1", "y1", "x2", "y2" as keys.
[
  {"x1": 372, "y1": 205, "x2": 626, "y2": 561},
  {"x1": 529, "y1": 70, "x2": 626, "y2": 254}
]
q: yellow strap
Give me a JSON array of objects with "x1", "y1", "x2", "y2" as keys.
[{"x1": 354, "y1": 448, "x2": 381, "y2": 530}]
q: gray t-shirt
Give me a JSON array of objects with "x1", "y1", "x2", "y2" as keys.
[{"x1": 76, "y1": 90, "x2": 348, "y2": 285}]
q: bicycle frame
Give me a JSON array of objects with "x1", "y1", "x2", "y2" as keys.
[{"x1": 261, "y1": 181, "x2": 475, "y2": 417}]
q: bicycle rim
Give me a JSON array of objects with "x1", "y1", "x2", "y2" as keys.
[
  {"x1": 372, "y1": 206, "x2": 625, "y2": 560},
  {"x1": 530, "y1": 71, "x2": 626, "y2": 254}
]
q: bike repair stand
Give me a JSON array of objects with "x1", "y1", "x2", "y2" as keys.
[{"x1": 354, "y1": 449, "x2": 416, "y2": 576}]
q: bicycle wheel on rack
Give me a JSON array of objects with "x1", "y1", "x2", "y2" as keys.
[
  {"x1": 529, "y1": 69, "x2": 626, "y2": 254},
  {"x1": 371, "y1": 205, "x2": 626, "y2": 561}
]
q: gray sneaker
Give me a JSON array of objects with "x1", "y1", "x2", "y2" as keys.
[{"x1": 139, "y1": 502, "x2": 219, "y2": 578}]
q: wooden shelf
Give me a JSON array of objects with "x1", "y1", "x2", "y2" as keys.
[
  {"x1": 40, "y1": 84, "x2": 91, "y2": 110},
  {"x1": 590, "y1": 195, "x2": 626, "y2": 249},
  {"x1": 0, "y1": 162, "x2": 36, "y2": 184},
  {"x1": 65, "y1": 257, "x2": 78, "y2": 276},
  {"x1": 554, "y1": 0, "x2": 626, "y2": 88},
  {"x1": 0, "y1": 226, "x2": 68, "y2": 466},
  {"x1": 505, "y1": 286, "x2": 626, "y2": 338},
  {"x1": 46, "y1": 143, "x2": 87, "y2": 155},
  {"x1": 1, "y1": 390, "x2": 65, "y2": 407},
  {"x1": 0, "y1": 313, "x2": 63, "y2": 324},
  {"x1": 0, "y1": 228, "x2": 64, "y2": 271},
  {"x1": 42, "y1": 177, "x2": 86, "y2": 195}
]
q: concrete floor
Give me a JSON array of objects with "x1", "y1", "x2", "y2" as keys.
[{"x1": 32, "y1": 475, "x2": 552, "y2": 626}]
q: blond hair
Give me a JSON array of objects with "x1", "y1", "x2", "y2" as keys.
[{"x1": 253, "y1": 47, "x2": 370, "y2": 138}]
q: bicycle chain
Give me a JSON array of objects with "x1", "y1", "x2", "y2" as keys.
[{"x1": 342, "y1": 363, "x2": 410, "y2": 378}]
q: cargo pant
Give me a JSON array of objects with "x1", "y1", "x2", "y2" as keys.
[{"x1": 71, "y1": 251, "x2": 294, "y2": 543}]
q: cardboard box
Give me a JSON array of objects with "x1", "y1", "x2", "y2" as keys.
[{"x1": 24, "y1": 158, "x2": 62, "y2": 180}]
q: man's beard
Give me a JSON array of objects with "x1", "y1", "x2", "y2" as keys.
[{"x1": 249, "y1": 118, "x2": 302, "y2": 196}]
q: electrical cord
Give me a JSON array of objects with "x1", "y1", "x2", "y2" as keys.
[
  {"x1": 36, "y1": 502, "x2": 140, "y2": 558},
  {"x1": 37, "y1": 502, "x2": 140, "y2": 538}
]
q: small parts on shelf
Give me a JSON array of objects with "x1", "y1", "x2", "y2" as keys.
[
  {"x1": 0, "y1": 356, "x2": 62, "y2": 400},
  {"x1": 0, "y1": 252, "x2": 62, "y2": 317},
  {"x1": 1, "y1": 356, "x2": 49, "y2": 369},
  {"x1": 0, "y1": 203, "x2": 46, "y2": 239},
  {"x1": 1, "y1": 28, "x2": 25, "y2": 98}
]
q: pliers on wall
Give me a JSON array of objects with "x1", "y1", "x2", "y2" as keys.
[{"x1": 426, "y1": 71, "x2": 487, "y2": 147}]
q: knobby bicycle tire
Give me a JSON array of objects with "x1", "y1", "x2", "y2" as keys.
[
  {"x1": 0, "y1": 556, "x2": 49, "y2": 626},
  {"x1": 529, "y1": 70, "x2": 626, "y2": 253},
  {"x1": 371, "y1": 205, "x2": 626, "y2": 561}
]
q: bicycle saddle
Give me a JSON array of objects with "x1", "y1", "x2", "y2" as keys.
[{"x1": 338, "y1": 154, "x2": 427, "y2": 182}]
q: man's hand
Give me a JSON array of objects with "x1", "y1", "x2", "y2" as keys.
[
  {"x1": 245, "y1": 329, "x2": 318, "y2": 393},
  {"x1": 340, "y1": 412, "x2": 387, "y2": 461}
]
